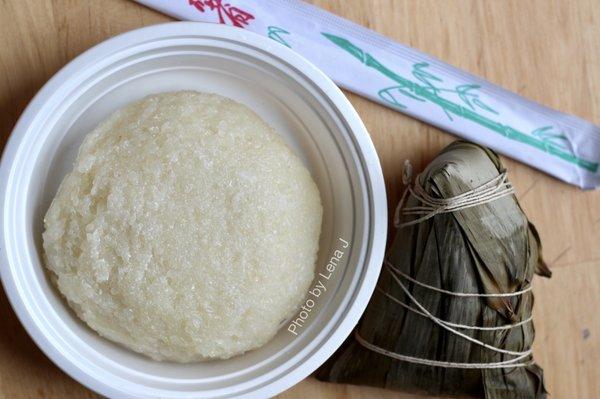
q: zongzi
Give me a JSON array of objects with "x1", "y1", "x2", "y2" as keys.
[{"x1": 317, "y1": 141, "x2": 551, "y2": 398}]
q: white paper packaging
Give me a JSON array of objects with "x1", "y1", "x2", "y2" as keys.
[{"x1": 135, "y1": 0, "x2": 600, "y2": 189}]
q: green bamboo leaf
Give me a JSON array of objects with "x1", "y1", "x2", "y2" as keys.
[
  {"x1": 378, "y1": 85, "x2": 426, "y2": 106},
  {"x1": 532, "y1": 126, "x2": 570, "y2": 150},
  {"x1": 322, "y1": 32, "x2": 366, "y2": 63},
  {"x1": 472, "y1": 98, "x2": 499, "y2": 115},
  {"x1": 267, "y1": 26, "x2": 292, "y2": 48}
]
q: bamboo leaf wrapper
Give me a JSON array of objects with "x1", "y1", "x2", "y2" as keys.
[{"x1": 317, "y1": 141, "x2": 551, "y2": 398}]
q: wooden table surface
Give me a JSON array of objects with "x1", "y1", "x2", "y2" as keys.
[{"x1": 1, "y1": 1, "x2": 599, "y2": 398}]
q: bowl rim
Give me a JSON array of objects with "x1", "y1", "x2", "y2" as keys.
[{"x1": 0, "y1": 21, "x2": 387, "y2": 398}]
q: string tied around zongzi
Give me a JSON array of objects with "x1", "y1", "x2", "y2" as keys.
[
  {"x1": 393, "y1": 160, "x2": 515, "y2": 228},
  {"x1": 354, "y1": 259, "x2": 535, "y2": 369}
]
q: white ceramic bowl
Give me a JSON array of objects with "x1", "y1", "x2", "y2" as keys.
[{"x1": 0, "y1": 22, "x2": 386, "y2": 398}]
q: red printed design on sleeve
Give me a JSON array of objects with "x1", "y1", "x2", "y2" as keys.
[{"x1": 188, "y1": 0, "x2": 255, "y2": 27}]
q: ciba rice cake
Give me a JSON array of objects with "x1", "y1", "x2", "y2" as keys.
[{"x1": 43, "y1": 91, "x2": 323, "y2": 362}]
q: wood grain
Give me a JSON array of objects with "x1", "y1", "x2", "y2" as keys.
[{"x1": 0, "y1": 1, "x2": 598, "y2": 398}]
